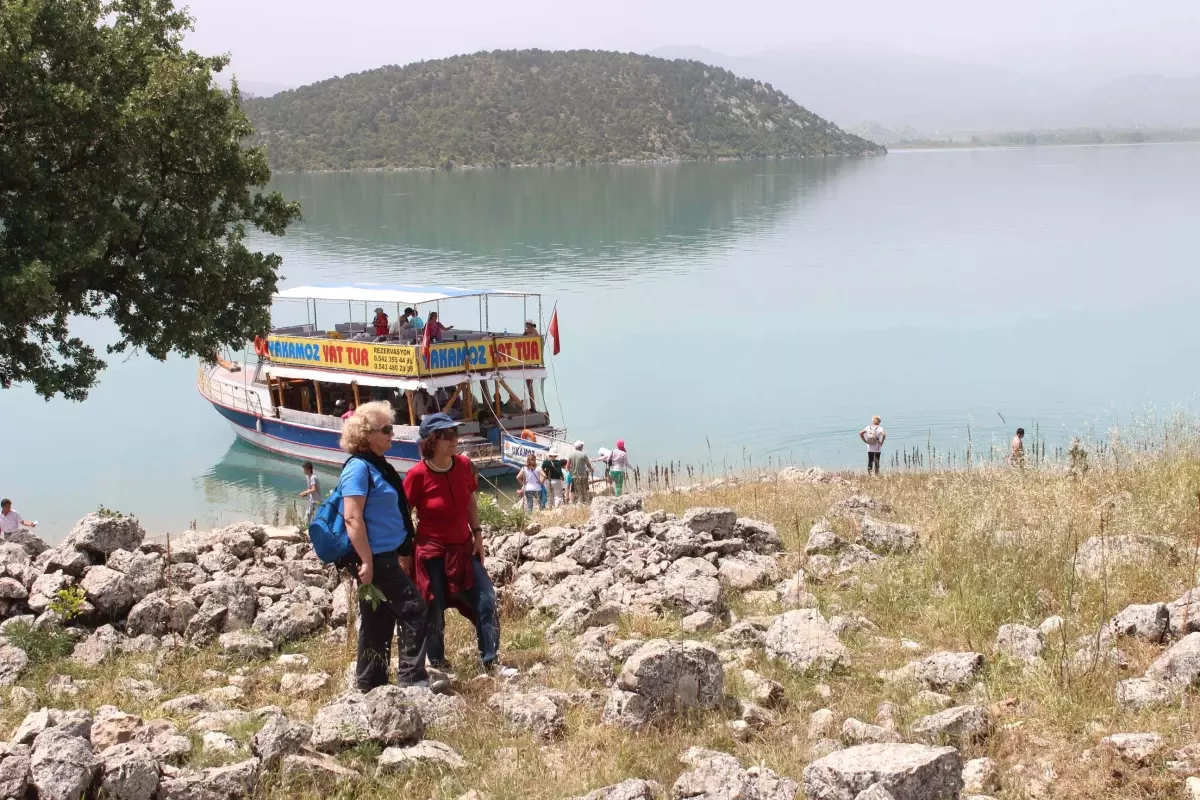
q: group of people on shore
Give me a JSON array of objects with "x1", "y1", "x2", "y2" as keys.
[
  {"x1": 516, "y1": 439, "x2": 628, "y2": 513},
  {"x1": 858, "y1": 416, "x2": 1027, "y2": 474}
]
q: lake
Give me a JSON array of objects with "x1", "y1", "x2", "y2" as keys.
[{"x1": 5, "y1": 143, "x2": 1200, "y2": 541}]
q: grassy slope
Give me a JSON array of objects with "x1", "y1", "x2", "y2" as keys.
[{"x1": 7, "y1": 455, "x2": 1200, "y2": 799}]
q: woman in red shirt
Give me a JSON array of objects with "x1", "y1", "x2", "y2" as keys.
[
  {"x1": 403, "y1": 412, "x2": 501, "y2": 671},
  {"x1": 372, "y1": 307, "x2": 389, "y2": 337}
]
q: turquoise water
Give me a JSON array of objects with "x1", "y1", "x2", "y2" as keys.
[{"x1": 5, "y1": 144, "x2": 1200, "y2": 540}]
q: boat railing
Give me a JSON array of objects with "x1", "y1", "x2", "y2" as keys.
[{"x1": 197, "y1": 362, "x2": 269, "y2": 418}]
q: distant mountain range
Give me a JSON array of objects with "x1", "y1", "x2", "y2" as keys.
[
  {"x1": 242, "y1": 49, "x2": 883, "y2": 171},
  {"x1": 650, "y1": 45, "x2": 1200, "y2": 133}
]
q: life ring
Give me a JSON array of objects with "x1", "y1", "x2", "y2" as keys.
[
  {"x1": 253, "y1": 336, "x2": 268, "y2": 357},
  {"x1": 520, "y1": 429, "x2": 537, "y2": 442}
]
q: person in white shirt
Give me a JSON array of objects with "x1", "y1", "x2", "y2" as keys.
[
  {"x1": 859, "y1": 416, "x2": 886, "y2": 475},
  {"x1": 299, "y1": 462, "x2": 322, "y2": 524},
  {"x1": 0, "y1": 499, "x2": 36, "y2": 539}
]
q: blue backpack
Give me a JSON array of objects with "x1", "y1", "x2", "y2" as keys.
[{"x1": 308, "y1": 457, "x2": 368, "y2": 567}]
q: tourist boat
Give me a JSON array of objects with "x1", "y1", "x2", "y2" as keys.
[{"x1": 197, "y1": 283, "x2": 568, "y2": 477}]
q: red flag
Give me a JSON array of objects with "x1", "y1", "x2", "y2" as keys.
[
  {"x1": 548, "y1": 308, "x2": 561, "y2": 355},
  {"x1": 421, "y1": 322, "x2": 433, "y2": 368}
]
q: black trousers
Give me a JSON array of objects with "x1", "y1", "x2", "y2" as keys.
[
  {"x1": 356, "y1": 553, "x2": 428, "y2": 691},
  {"x1": 867, "y1": 451, "x2": 881, "y2": 474}
]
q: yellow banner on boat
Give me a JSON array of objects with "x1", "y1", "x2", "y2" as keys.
[{"x1": 265, "y1": 335, "x2": 543, "y2": 378}]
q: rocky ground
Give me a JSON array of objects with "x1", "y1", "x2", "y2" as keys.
[{"x1": 1, "y1": 457, "x2": 1200, "y2": 799}]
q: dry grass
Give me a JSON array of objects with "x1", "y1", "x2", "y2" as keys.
[{"x1": 7, "y1": 452, "x2": 1200, "y2": 799}]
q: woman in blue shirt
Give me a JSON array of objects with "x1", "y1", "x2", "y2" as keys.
[{"x1": 340, "y1": 401, "x2": 428, "y2": 690}]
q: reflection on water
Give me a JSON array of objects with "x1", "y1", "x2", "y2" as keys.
[
  {"x1": 267, "y1": 158, "x2": 861, "y2": 286},
  {"x1": 193, "y1": 439, "x2": 340, "y2": 529}
]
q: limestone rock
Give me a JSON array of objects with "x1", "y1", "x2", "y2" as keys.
[
  {"x1": 662, "y1": 558, "x2": 723, "y2": 615},
  {"x1": 994, "y1": 624, "x2": 1044, "y2": 665},
  {"x1": 853, "y1": 785, "x2": 897, "y2": 800},
  {"x1": 891, "y1": 652, "x2": 985, "y2": 692},
  {"x1": 1099, "y1": 732, "x2": 1164, "y2": 765},
  {"x1": 910, "y1": 705, "x2": 992, "y2": 747},
  {"x1": 961, "y1": 757, "x2": 1000, "y2": 794},
  {"x1": 250, "y1": 599, "x2": 324, "y2": 644},
  {"x1": 0, "y1": 642, "x2": 28, "y2": 686},
  {"x1": 189, "y1": 579, "x2": 258, "y2": 632},
  {"x1": 763, "y1": 609, "x2": 850, "y2": 673},
  {"x1": 106, "y1": 550, "x2": 164, "y2": 602},
  {"x1": 571, "y1": 778, "x2": 661, "y2": 800},
  {"x1": 1144, "y1": 632, "x2": 1200, "y2": 691},
  {"x1": 310, "y1": 687, "x2": 424, "y2": 752},
  {"x1": 809, "y1": 708, "x2": 837, "y2": 741},
  {"x1": 574, "y1": 643, "x2": 615, "y2": 684},
  {"x1": 218, "y1": 631, "x2": 274, "y2": 660},
  {"x1": 280, "y1": 671, "x2": 331, "y2": 697},
  {"x1": 250, "y1": 714, "x2": 311, "y2": 767},
  {"x1": 65, "y1": 512, "x2": 146, "y2": 557},
  {"x1": 741, "y1": 669, "x2": 784, "y2": 707},
  {"x1": 1115, "y1": 677, "x2": 1175, "y2": 710},
  {"x1": 840, "y1": 718, "x2": 899, "y2": 746},
  {"x1": 671, "y1": 747, "x2": 798, "y2": 800},
  {"x1": 602, "y1": 689, "x2": 651, "y2": 731},
  {"x1": 126, "y1": 589, "x2": 197, "y2": 638},
  {"x1": 71, "y1": 624, "x2": 125, "y2": 667},
  {"x1": 487, "y1": 691, "x2": 565, "y2": 739},
  {"x1": 1166, "y1": 587, "x2": 1200, "y2": 638},
  {"x1": 735, "y1": 518, "x2": 783, "y2": 554},
  {"x1": 99, "y1": 743, "x2": 159, "y2": 800},
  {"x1": 376, "y1": 740, "x2": 468, "y2": 775},
  {"x1": 806, "y1": 520, "x2": 846, "y2": 555},
  {"x1": 681, "y1": 508, "x2": 737, "y2": 538},
  {"x1": 564, "y1": 529, "x2": 606, "y2": 568},
  {"x1": 0, "y1": 742, "x2": 31, "y2": 799},
  {"x1": 616, "y1": 639, "x2": 723, "y2": 710},
  {"x1": 391, "y1": 685, "x2": 467, "y2": 730},
  {"x1": 1107, "y1": 603, "x2": 1169, "y2": 644},
  {"x1": 30, "y1": 728, "x2": 99, "y2": 800},
  {"x1": 1074, "y1": 534, "x2": 1178, "y2": 580},
  {"x1": 802, "y1": 743, "x2": 963, "y2": 800},
  {"x1": 80, "y1": 565, "x2": 135, "y2": 616},
  {"x1": 91, "y1": 708, "x2": 144, "y2": 750},
  {"x1": 717, "y1": 552, "x2": 779, "y2": 590},
  {"x1": 680, "y1": 611, "x2": 716, "y2": 633},
  {"x1": 857, "y1": 517, "x2": 918, "y2": 554},
  {"x1": 158, "y1": 758, "x2": 259, "y2": 800}
]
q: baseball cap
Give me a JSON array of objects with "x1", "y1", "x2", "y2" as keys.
[
  {"x1": 419, "y1": 412, "x2": 461, "y2": 439},
  {"x1": 574, "y1": 440, "x2": 585, "y2": 449}
]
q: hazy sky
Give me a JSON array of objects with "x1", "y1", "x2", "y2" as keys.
[{"x1": 183, "y1": 0, "x2": 1200, "y2": 87}]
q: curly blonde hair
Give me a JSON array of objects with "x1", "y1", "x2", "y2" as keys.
[{"x1": 339, "y1": 401, "x2": 395, "y2": 454}]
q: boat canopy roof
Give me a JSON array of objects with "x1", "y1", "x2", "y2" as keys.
[{"x1": 274, "y1": 283, "x2": 535, "y2": 305}]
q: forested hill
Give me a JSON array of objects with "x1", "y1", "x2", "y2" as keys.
[{"x1": 242, "y1": 50, "x2": 885, "y2": 170}]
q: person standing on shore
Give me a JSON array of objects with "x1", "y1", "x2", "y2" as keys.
[
  {"x1": 541, "y1": 451, "x2": 567, "y2": 508},
  {"x1": 859, "y1": 416, "x2": 886, "y2": 475},
  {"x1": 339, "y1": 402, "x2": 428, "y2": 690},
  {"x1": 404, "y1": 413, "x2": 504, "y2": 674},
  {"x1": 299, "y1": 462, "x2": 322, "y2": 524},
  {"x1": 609, "y1": 440, "x2": 629, "y2": 497},
  {"x1": 568, "y1": 441, "x2": 593, "y2": 505},
  {"x1": 516, "y1": 454, "x2": 547, "y2": 513},
  {"x1": 0, "y1": 499, "x2": 36, "y2": 541},
  {"x1": 1010, "y1": 428, "x2": 1026, "y2": 467}
]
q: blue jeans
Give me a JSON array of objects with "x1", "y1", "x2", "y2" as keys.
[
  {"x1": 523, "y1": 490, "x2": 541, "y2": 513},
  {"x1": 421, "y1": 555, "x2": 500, "y2": 667}
]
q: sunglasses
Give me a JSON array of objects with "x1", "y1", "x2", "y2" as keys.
[
  {"x1": 375, "y1": 425, "x2": 394, "y2": 435},
  {"x1": 437, "y1": 428, "x2": 460, "y2": 440}
]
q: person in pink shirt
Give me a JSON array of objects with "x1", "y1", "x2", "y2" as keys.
[{"x1": 425, "y1": 311, "x2": 452, "y2": 342}]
